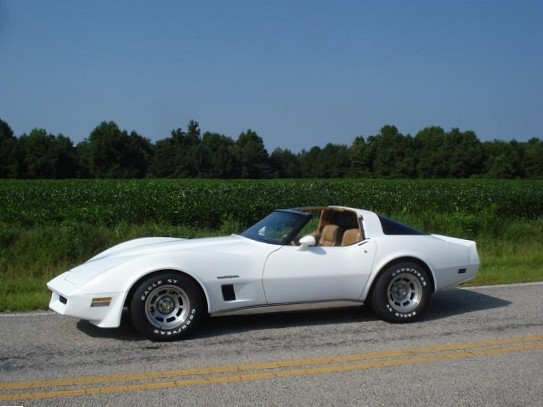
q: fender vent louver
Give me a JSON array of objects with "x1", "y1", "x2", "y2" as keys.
[{"x1": 221, "y1": 284, "x2": 236, "y2": 302}]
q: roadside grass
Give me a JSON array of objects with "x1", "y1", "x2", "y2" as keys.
[
  {"x1": 474, "y1": 238, "x2": 543, "y2": 286},
  {"x1": 471, "y1": 239, "x2": 543, "y2": 286},
  {"x1": 1, "y1": 218, "x2": 541, "y2": 312},
  {"x1": 474, "y1": 218, "x2": 543, "y2": 285}
]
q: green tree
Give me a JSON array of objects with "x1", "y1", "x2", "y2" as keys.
[
  {"x1": 445, "y1": 128, "x2": 484, "y2": 178},
  {"x1": 414, "y1": 126, "x2": 448, "y2": 178},
  {"x1": 78, "y1": 121, "x2": 152, "y2": 178},
  {"x1": 349, "y1": 136, "x2": 371, "y2": 177},
  {"x1": 150, "y1": 138, "x2": 179, "y2": 178},
  {"x1": 186, "y1": 120, "x2": 201, "y2": 144},
  {"x1": 196, "y1": 132, "x2": 237, "y2": 178},
  {"x1": 366, "y1": 125, "x2": 413, "y2": 178},
  {"x1": 482, "y1": 140, "x2": 524, "y2": 179},
  {"x1": 16, "y1": 128, "x2": 78, "y2": 178},
  {"x1": 123, "y1": 130, "x2": 153, "y2": 178},
  {"x1": 150, "y1": 122, "x2": 201, "y2": 178},
  {"x1": 270, "y1": 148, "x2": 301, "y2": 178},
  {"x1": 0, "y1": 119, "x2": 17, "y2": 177},
  {"x1": 316, "y1": 143, "x2": 351, "y2": 178},
  {"x1": 523, "y1": 138, "x2": 543, "y2": 178},
  {"x1": 299, "y1": 146, "x2": 322, "y2": 178},
  {"x1": 414, "y1": 127, "x2": 483, "y2": 178},
  {"x1": 233, "y1": 129, "x2": 271, "y2": 178}
]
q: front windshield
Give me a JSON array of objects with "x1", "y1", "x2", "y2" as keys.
[{"x1": 241, "y1": 210, "x2": 311, "y2": 245}]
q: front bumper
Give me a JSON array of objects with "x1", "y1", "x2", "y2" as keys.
[{"x1": 47, "y1": 272, "x2": 125, "y2": 328}]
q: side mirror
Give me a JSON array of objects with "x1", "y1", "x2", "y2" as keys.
[{"x1": 298, "y1": 235, "x2": 316, "y2": 251}]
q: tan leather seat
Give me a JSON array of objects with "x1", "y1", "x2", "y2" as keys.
[
  {"x1": 341, "y1": 228, "x2": 362, "y2": 246},
  {"x1": 320, "y1": 225, "x2": 341, "y2": 246}
]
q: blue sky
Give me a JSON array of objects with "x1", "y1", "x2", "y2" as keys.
[{"x1": 1, "y1": 0, "x2": 542, "y2": 152}]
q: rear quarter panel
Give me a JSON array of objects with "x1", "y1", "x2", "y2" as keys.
[{"x1": 363, "y1": 235, "x2": 472, "y2": 298}]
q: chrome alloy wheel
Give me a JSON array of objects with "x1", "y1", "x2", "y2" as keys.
[
  {"x1": 386, "y1": 273, "x2": 423, "y2": 313},
  {"x1": 144, "y1": 285, "x2": 191, "y2": 330}
]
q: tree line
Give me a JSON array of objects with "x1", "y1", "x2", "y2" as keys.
[{"x1": 1, "y1": 118, "x2": 542, "y2": 179}]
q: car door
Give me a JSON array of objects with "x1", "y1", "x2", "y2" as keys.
[{"x1": 261, "y1": 239, "x2": 376, "y2": 304}]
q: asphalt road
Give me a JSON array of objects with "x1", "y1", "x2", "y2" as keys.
[{"x1": 1, "y1": 283, "x2": 542, "y2": 407}]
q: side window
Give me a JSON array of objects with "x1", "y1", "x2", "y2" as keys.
[
  {"x1": 340, "y1": 227, "x2": 363, "y2": 246},
  {"x1": 317, "y1": 209, "x2": 363, "y2": 247},
  {"x1": 337, "y1": 211, "x2": 362, "y2": 246},
  {"x1": 292, "y1": 211, "x2": 320, "y2": 245},
  {"x1": 298, "y1": 213, "x2": 320, "y2": 237},
  {"x1": 292, "y1": 209, "x2": 365, "y2": 247}
]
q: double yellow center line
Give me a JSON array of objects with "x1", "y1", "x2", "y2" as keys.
[{"x1": 1, "y1": 334, "x2": 542, "y2": 402}]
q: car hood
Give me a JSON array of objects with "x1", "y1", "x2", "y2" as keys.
[
  {"x1": 62, "y1": 235, "x2": 247, "y2": 286},
  {"x1": 88, "y1": 235, "x2": 244, "y2": 262}
]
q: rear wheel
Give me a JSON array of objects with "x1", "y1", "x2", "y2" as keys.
[
  {"x1": 130, "y1": 272, "x2": 204, "y2": 341},
  {"x1": 371, "y1": 262, "x2": 431, "y2": 323}
]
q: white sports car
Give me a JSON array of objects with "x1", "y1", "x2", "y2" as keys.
[{"x1": 47, "y1": 206, "x2": 480, "y2": 341}]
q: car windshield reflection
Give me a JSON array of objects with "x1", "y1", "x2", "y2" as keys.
[{"x1": 241, "y1": 210, "x2": 311, "y2": 245}]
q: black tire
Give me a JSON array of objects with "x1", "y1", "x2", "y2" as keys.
[
  {"x1": 371, "y1": 262, "x2": 431, "y2": 323},
  {"x1": 130, "y1": 272, "x2": 204, "y2": 341}
]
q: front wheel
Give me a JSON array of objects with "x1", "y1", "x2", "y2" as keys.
[
  {"x1": 371, "y1": 262, "x2": 431, "y2": 323},
  {"x1": 130, "y1": 272, "x2": 204, "y2": 341}
]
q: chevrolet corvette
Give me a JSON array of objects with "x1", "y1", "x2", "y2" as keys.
[{"x1": 47, "y1": 206, "x2": 480, "y2": 341}]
